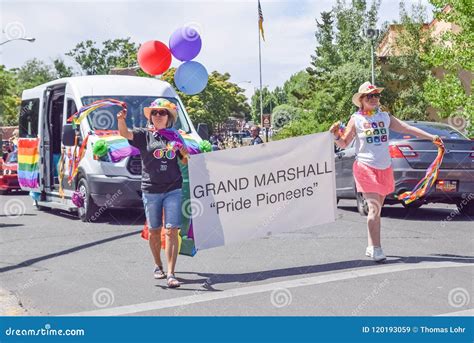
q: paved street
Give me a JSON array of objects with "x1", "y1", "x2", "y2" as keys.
[{"x1": 0, "y1": 192, "x2": 472, "y2": 316}]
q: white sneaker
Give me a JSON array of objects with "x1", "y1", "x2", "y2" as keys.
[{"x1": 366, "y1": 246, "x2": 386, "y2": 262}]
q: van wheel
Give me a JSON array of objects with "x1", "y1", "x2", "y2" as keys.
[
  {"x1": 34, "y1": 201, "x2": 51, "y2": 211},
  {"x1": 356, "y1": 192, "x2": 368, "y2": 216},
  {"x1": 35, "y1": 200, "x2": 52, "y2": 212},
  {"x1": 77, "y1": 177, "x2": 99, "y2": 222}
]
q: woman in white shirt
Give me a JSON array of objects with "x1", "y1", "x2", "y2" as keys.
[{"x1": 330, "y1": 82, "x2": 437, "y2": 262}]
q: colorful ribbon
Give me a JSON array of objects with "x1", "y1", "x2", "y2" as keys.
[
  {"x1": 397, "y1": 137, "x2": 445, "y2": 204},
  {"x1": 67, "y1": 99, "x2": 126, "y2": 126},
  {"x1": 153, "y1": 128, "x2": 202, "y2": 155}
]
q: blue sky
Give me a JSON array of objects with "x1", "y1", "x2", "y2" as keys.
[{"x1": 1, "y1": 0, "x2": 432, "y2": 99}]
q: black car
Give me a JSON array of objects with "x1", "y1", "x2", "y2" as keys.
[{"x1": 335, "y1": 121, "x2": 474, "y2": 215}]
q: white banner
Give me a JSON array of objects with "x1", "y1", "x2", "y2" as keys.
[{"x1": 188, "y1": 132, "x2": 337, "y2": 250}]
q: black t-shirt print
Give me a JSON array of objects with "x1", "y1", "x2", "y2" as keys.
[{"x1": 129, "y1": 128, "x2": 183, "y2": 193}]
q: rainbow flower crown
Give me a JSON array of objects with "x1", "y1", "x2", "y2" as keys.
[{"x1": 149, "y1": 98, "x2": 177, "y2": 111}]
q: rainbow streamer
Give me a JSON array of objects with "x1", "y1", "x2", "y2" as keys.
[
  {"x1": 17, "y1": 138, "x2": 40, "y2": 190},
  {"x1": 397, "y1": 137, "x2": 446, "y2": 205},
  {"x1": 157, "y1": 128, "x2": 201, "y2": 155},
  {"x1": 100, "y1": 135, "x2": 140, "y2": 162},
  {"x1": 67, "y1": 98, "x2": 126, "y2": 125}
]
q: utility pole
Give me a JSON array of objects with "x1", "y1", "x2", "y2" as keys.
[{"x1": 364, "y1": 28, "x2": 379, "y2": 84}]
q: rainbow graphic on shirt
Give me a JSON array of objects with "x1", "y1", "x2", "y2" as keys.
[{"x1": 362, "y1": 121, "x2": 387, "y2": 144}]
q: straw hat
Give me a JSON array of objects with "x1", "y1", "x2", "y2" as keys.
[
  {"x1": 352, "y1": 82, "x2": 384, "y2": 107},
  {"x1": 143, "y1": 98, "x2": 178, "y2": 123}
]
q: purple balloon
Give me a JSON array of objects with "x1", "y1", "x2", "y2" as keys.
[{"x1": 169, "y1": 26, "x2": 202, "y2": 62}]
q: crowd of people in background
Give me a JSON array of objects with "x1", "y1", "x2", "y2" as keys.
[{"x1": 209, "y1": 124, "x2": 272, "y2": 150}]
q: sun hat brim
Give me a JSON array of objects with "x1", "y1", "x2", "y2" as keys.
[
  {"x1": 143, "y1": 106, "x2": 177, "y2": 121},
  {"x1": 352, "y1": 87, "x2": 384, "y2": 107}
]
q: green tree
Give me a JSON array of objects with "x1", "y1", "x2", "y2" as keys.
[
  {"x1": 161, "y1": 69, "x2": 251, "y2": 132},
  {"x1": 66, "y1": 38, "x2": 139, "y2": 75},
  {"x1": 273, "y1": 0, "x2": 381, "y2": 139},
  {"x1": 272, "y1": 86, "x2": 288, "y2": 107},
  {"x1": 306, "y1": 0, "x2": 380, "y2": 126},
  {"x1": 273, "y1": 111, "x2": 331, "y2": 140},
  {"x1": 379, "y1": 1, "x2": 434, "y2": 120},
  {"x1": 13, "y1": 58, "x2": 56, "y2": 91},
  {"x1": 283, "y1": 71, "x2": 315, "y2": 108},
  {"x1": 0, "y1": 65, "x2": 21, "y2": 126},
  {"x1": 250, "y1": 86, "x2": 275, "y2": 123},
  {"x1": 308, "y1": 11, "x2": 340, "y2": 78},
  {"x1": 271, "y1": 104, "x2": 301, "y2": 129},
  {"x1": 53, "y1": 58, "x2": 74, "y2": 78},
  {"x1": 422, "y1": 0, "x2": 473, "y2": 134}
]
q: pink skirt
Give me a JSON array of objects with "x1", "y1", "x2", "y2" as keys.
[{"x1": 353, "y1": 160, "x2": 395, "y2": 196}]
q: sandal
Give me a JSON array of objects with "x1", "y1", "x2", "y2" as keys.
[
  {"x1": 153, "y1": 266, "x2": 166, "y2": 279},
  {"x1": 167, "y1": 274, "x2": 181, "y2": 288}
]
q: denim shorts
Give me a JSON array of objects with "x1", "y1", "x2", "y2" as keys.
[{"x1": 142, "y1": 188, "x2": 182, "y2": 230}]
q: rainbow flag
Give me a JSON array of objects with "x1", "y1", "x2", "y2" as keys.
[
  {"x1": 100, "y1": 135, "x2": 140, "y2": 162},
  {"x1": 158, "y1": 128, "x2": 201, "y2": 155},
  {"x1": 17, "y1": 138, "x2": 40, "y2": 190}
]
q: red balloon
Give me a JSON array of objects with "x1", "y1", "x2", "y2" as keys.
[{"x1": 137, "y1": 40, "x2": 172, "y2": 76}]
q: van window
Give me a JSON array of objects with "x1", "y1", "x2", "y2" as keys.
[
  {"x1": 67, "y1": 99, "x2": 77, "y2": 117},
  {"x1": 81, "y1": 96, "x2": 191, "y2": 133},
  {"x1": 19, "y1": 99, "x2": 40, "y2": 138}
]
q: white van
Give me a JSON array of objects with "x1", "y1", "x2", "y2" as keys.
[{"x1": 18, "y1": 75, "x2": 206, "y2": 221}]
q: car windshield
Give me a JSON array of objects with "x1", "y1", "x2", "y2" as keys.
[
  {"x1": 6, "y1": 151, "x2": 17, "y2": 163},
  {"x1": 81, "y1": 96, "x2": 191, "y2": 133},
  {"x1": 390, "y1": 123, "x2": 469, "y2": 140}
]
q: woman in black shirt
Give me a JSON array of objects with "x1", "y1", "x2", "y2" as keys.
[{"x1": 118, "y1": 98, "x2": 187, "y2": 288}]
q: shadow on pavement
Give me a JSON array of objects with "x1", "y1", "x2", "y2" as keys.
[
  {"x1": 0, "y1": 229, "x2": 142, "y2": 274},
  {"x1": 0, "y1": 223, "x2": 24, "y2": 228},
  {"x1": 34, "y1": 208, "x2": 146, "y2": 226},
  {"x1": 177, "y1": 254, "x2": 473, "y2": 290}
]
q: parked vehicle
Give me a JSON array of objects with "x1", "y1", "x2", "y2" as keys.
[
  {"x1": 335, "y1": 121, "x2": 474, "y2": 215},
  {"x1": 0, "y1": 151, "x2": 20, "y2": 194},
  {"x1": 17, "y1": 75, "x2": 204, "y2": 221}
]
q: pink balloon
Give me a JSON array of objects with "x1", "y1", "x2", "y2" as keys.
[{"x1": 137, "y1": 40, "x2": 172, "y2": 76}]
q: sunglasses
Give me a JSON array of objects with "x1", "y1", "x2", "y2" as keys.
[
  {"x1": 150, "y1": 109, "x2": 169, "y2": 117},
  {"x1": 365, "y1": 93, "x2": 381, "y2": 100}
]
